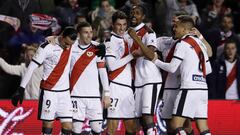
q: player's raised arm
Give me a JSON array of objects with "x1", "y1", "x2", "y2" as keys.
[
  {"x1": 189, "y1": 27, "x2": 213, "y2": 57},
  {"x1": 127, "y1": 28, "x2": 156, "y2": 60}
]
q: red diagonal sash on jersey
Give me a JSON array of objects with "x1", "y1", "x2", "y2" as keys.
[
  {"x1": 108, "y1": 41, "x2": 129, "y2": 81},
  {"x1": 70, "y1": 46, "x2": 96, "y2": 90},
  {"x1": 130, "y1": 27, "x2": 147, "y2": 80},
  {"x1": 130, "y1": 27, "x2": 147, "y2": 52},
  {"x1": 182, "y1": 36, "x2": 206, "y2": 77},
  {"x1": 226, "y1": 62, "x2": 237, "y2": 91},
  {"x1": 40, "y1": 47, "x2": 71, "y2": 90}
]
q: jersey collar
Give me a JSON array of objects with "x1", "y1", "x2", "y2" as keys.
[
  {"x1": 133, "y1": 23, "x2": 145, "y2": 32},
  {"x1": 78, "y1": 41, "x2": 92, "y2": 50},
  {"x1": 111, "y1": 31, "x2": 123, "y2": 39}
]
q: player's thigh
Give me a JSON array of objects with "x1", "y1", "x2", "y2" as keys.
[
  {"x1": 38, "y1": 90, "x2": 58, "y2": 121},
  {"x1": 134, "y1": 87, "x2": 143, "y2": 117},
  {"x1": 172, "y1": 90, "x2": 197, "y2": 119},
  {"x1": 57, "y1": 90, "x2": 72, "y2": 123},
  {"x1": 161, "y1": 90, "x2": 179, "y2": 119},
  {"x1": 195, "y1": 91, "x2": 208, "y2": 119},
  {"x1": 87, "y1": 98, "x2": 103, "y2": 121},
  {"x1": 142, "y1": 84, "x2": 161, "y2": 115},
  {"x1": 71, "y1": 97, "x2": 87, "y2": 122},
  {"x1": 108, "y1": 83, "x2": 135, "y2": 118}
]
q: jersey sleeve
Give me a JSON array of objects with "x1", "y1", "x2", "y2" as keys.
[
  {"x1": 20, "y1": 61, "x2": 39, "y2": 88},
  {"x1": 173, "y1": 41, "x2": 186, "y2": 60},
  {"x1": 156, "y1": 37, "x2": 170, "y2": 52},
  {"x1": 144, "y1": 32, "x2": 157, "y2": 48},
  {"x1": 154, "y1": 58, "x2": 182, "y2": 73},
  {"x1": 105, "y1": 41, "x2": 116, "y2": 58},
  {"x1": 106, "y1": 53, "x2": 133, "y2": 71},
  {"x1": 32, "y1": 46, "x2": 47, "y2": 66}
]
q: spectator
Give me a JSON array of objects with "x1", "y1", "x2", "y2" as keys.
[
  {"x1": 209, "y1": 40, "x2": 240, "y2": 99},
  {"x1": 161, "y1": 0, "x2": 200, "y2": 36},
  {"x1": 91, "y1": 0, "x2": 115, "y2": 10},
  {"x1": 0, "y1": 0, "x2": 40, "y2": 30},
  {"x1": 0, "y1": 45, "x2": 42, "y2": 99},
  {"x1": 90, "y1": 0, "x2": 116, "y2": 30},
  {"x1": 120, "y1": 0, "x2": 153, "y2": 19},
  {"x1": 74, "y1": 13, "x2": 87, "y2": 25},
  {"x1": 9, "y1": 21, "x2": 45, "y2": 48},
  {"x1": 200, "y1": 0, "x2": 231, "y2": 31},
  {"x1": 205, "y1": 14, "x2": 240, "y2": 61},
  {"x1": 54, "y1": 0, "x2": 87, "y2": 27},
  {"x1": 9, "y1": 21, "x2": 45, "y2": 64}
]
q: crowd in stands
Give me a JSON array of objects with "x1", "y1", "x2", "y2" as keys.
[{"x1": 0, "y1": 0, "x2": 240, "y2": 100}]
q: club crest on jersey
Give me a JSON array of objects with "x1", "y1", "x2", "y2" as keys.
[{"x1": 87, "y1": 51, "x2": 94, "y2": 57}]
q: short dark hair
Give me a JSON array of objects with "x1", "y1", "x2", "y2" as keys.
[
  {"x1": 112, "y1": 10, "x2": 127, "y2": 24},
  {"x1": 74, "y1": 13, "x2": 86, "y2": 24},
  {"x1": 100, "y1": 0, "x2": 109, "y2": 5},
  {"x1": 221, "y1": 14, "x2": 234, "y2": 22},
  {"x1": 132, "y1": 5, "x2": 146, "y2": 15},
  {"x1": 225, "y1": 39, "x2": 237, "y2": 48},
  {"x1": 177, "y1": 15, "x2": 195, "y2": 29},
  {"x1": 62, "y1": 26, "x2": 77, "y2": 40},
  {"x1": 76, "y1": 21, "x2": 91, "y2": 32}
]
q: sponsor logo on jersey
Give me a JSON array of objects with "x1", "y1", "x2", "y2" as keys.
[{"x1": 192, "y1": 74, "x2": 206, "y2": 82}]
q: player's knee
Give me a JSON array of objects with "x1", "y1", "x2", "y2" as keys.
[
  {"x1": 72, "y1": 122, "x2": 83, "y2": 134},
  {"x1": 142, "y1": 122, "x2": 155, "y2": 135},
  {"x1": 61, "y1": 122, "x2": 72, "y2": 131},
  {"x1": 43, "y1": 121, "x2": 53, "y2": 128},
  {"x1": 125, "y1": 131, "x2": 137, "y2": 135},
  {"x1": 107, "y1": 120, "x2": 118, "y2": 135},
  {"x1": 61, "y1": 128, "x2": 72, "y2": 135},
  {"x1": 90, "y1": 121, "x2": 103, "y2": 134},
  {"x1": 174, "y1": 127, "x2": 187, "y2": 135},
  {"x1": 42, "y1": 127, "x2": 53, "y2": 135},
  {"x1": 184, "y1": 122, "x2": 193, "y2": 135},
  {"x1": 124, "y1": 120, "x2": 137, "y2": 133},
  {"x1": 71, "y1": 132, "x2": 81, "y2": 135},
  {"x1": 142, "y1": 115, "x2": 154, "y2": 124},
  {"x1": 200, "y1": 129, "x2": 211, "y2": 135},
  {"x1": 186, "y1": 129, "x2": 194, "y2": 135}
]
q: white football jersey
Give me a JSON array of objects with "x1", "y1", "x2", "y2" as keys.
[
  {"x1": 105, "y1": 32, "x2": 132, "y2": 86},
  {"x1": 126, "y1": 23, "x2": 162, "y2": 86},
  {"x1": 156, "y1": 37, "x2": 180, "y2": 89},
  {"x1": 33, "y1": 38, "x2": 72, "y2": 91},
  {"x1": 173, "y1": 35, "x2": 212, "y2": 89},
  {"x1": 70, "y1": 40, "x2": 103, "y2": 97}
]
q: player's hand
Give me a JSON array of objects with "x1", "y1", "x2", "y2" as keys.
[
  {"x1": 132, "y1": 48, "x2": 143, "y2": 59},
  {"x1": 11, "y1": 87, "x2": 25, "y2": 107},
  {"x1": 102, "y1": 91, "x2": 111, "y2": 108},
  {"x1": 45, "y1": 36, "x2": 56, "y2": 44},
  {"x1": 95, "y1": 43, "x2": 106, "y2": 59},
  {"x1": 189, "y1": 27, "x2": 201, "y2": 37}
]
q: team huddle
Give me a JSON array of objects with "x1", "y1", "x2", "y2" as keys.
[{"x1": 10, "y1": 5, "x2": 212, "y2": 135}]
